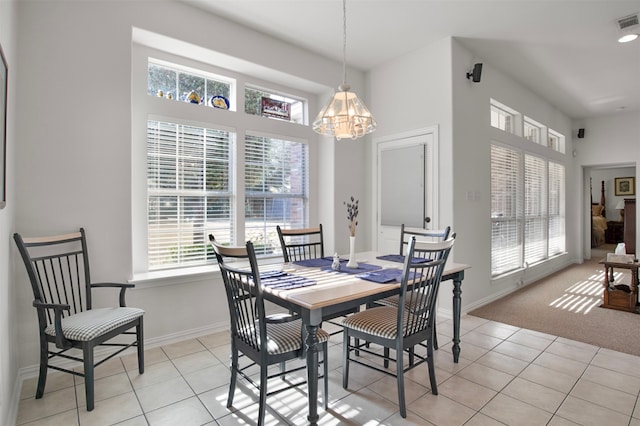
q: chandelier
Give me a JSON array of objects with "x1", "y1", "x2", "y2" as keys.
[{"x1": 312, "y1": 0, "x2": 376, "y2": 140}]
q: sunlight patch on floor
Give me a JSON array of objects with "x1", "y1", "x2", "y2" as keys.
[{"x1": 548, "y1": 267, "x2": 632, "y2": 314}]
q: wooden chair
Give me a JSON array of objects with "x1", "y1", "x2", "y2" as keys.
[
  {"x1": 276, "y1": 225, "x2": 324, "y2": 262},
  {"x1": 210, "y1": 238, "x2": 329, "y2": 426},
  {"x1": 13, "y1": 228, "x2": 144, "y2": 411},
  {"x1": 342, "y1": 236, "x2": 455, "y2": 418}
]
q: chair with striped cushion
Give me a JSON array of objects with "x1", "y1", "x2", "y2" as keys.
[
  {"x1": 342, "y1": 235, "x2": 455, "y2": 418},
  {"x1": 211, "y1": 238, "x2": 329, "y2": 426},
  {"x1": 369, "y1": 225, "x2": 452, "y2": 351},
  {"x1": 13, "y1": 228, "x2": 144, "y2": 411}
]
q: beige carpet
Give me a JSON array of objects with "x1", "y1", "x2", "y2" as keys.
[{"x1": 469, "y1": 246, "x2": 640, "y2": 356}]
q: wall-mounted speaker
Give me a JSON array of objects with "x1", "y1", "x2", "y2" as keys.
[
  {"x1": 577, "y1": 128, "x2": 585, "y2": 139},
  {"x1": 466, "y1": 63, "x2": 483, "y2": 83}
]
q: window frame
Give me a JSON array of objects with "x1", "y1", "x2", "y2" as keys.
[{"x1": 132, "y1": 44, "x2": 318, "y2": 278}]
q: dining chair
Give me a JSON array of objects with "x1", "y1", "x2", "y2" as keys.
[
  {"x1": 276, "y1": 224, "x2": 324, "y2": 262},
  {"x1": 210, "y1": 238, "x2": 329, "y2": 426},
  {"x1": 342, "y1": 235, "x2": 455, "y2": 418},
  {"x1": 276, "y1": 224, "x2": 359, "y2": 337},
  {"x1": 370, "y1": 225, "x2": 452, "y2": 350},
  {"x1": 13, "y1": 228, "x2": 145, "y2": 411}
]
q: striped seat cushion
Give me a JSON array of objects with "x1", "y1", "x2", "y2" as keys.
[
  {"x1": 44, "y1": 307, "x2": 144, "y2": 342},
  {"x1": 240, "y1": 319, "x2": 329, "y2": 355},
  {"x1": 342, "y1": 306, "x2": 412, "y2": 339}
]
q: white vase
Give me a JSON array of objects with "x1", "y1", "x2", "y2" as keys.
[{"x1": 347, "y1": 236, "x2": 358, "y2": 268}]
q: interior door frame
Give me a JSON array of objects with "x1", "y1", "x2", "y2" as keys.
[{"x1": 372, "y1": 126, "x2": 439, "y2": 252}]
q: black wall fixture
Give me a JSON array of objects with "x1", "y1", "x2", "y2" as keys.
[
  {"x1": 466, "y1": 63, "x2": 483, "y2": 82},
  {"x1": 577, "y1": 128, "x2": 585, "y2": 138}
]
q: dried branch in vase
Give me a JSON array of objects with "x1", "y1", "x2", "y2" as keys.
[{"x1": 345, "y1": 196, "x2": 359, "y2": 237}]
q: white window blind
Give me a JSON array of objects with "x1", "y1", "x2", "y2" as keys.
[
  {"x1": 524, "y1": 155, "x2": 547, "y2": 265},
  {"x1": 147, "y1": 120, "x2": 233, "y2": 270},
  {"x1": 548, "y1": 161, "x2": 565, "y2": 256},
  {"x1": 491, "y1": 145, "x2": 566, "y2": 277},
  {"x1": 244, "y1": 133, "x2": 308, "y2": 256},
  {"x1": 491, "y1": 145, "x2": 522, "y2": 276}
]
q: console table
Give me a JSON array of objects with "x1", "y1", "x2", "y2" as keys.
[{"x1": 600, "y1": 258, "x2": 640, "y2": 313}]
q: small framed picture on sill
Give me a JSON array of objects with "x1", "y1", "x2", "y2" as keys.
[{"x1": 614, "y1": 177, "x2": 635, "y2": 196}]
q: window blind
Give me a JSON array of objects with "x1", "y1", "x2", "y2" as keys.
[
  {"x1": 244, "y1": 133, "x2": 308, "y2": 256},
  {"x1": 548, "y1": 161, "x2": 565, "y2": 256},
  {"x1": 524, "y1": 154, "x2": 547, "y2": 265},
  {"x1": 491, "y1": 145, "x2": 522, "y2": 276},
  {"x1": 147, "y1": 120, "x2": 233, "y2": 269}
]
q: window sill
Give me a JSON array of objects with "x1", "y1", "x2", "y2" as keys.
[{"x1": 129, "y1": 256, "x2": 285, "y2": 289}]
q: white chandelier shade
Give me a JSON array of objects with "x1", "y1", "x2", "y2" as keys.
[{"x1": 312, "y1": 0, "x2": 376, "y2": 140}]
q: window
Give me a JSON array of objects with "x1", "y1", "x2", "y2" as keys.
[
  {"x1": 490, "y1": 101, "x2": 517, "y2": 134},
  {"x1": 146, "y1": 120, "x2": 234, "y2": 269},
  {"x1": 138, "y1": 53, "x2": 313, "y2": 272},
  {"x1": 148, "y1": 60, "x2": 233, "y2": 108},
  {"x1": 244, "y1": 134, "x2": 308, "y2": 256},
  {"x1": 524, "y1": 117, "x2": 542, "y2": 144},
  {"x1": 245, "y1": 86, "x2": 305, "y2": 124},
  {"x1": 491, "y1": 144, "x2": 566, "y2": 277},
  {"x1": 548, "y1": 129, "x2": 565, "y2": 153}
]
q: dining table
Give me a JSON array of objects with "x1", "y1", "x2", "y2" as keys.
[{"x1": 259, "y1": 251, "x2": 471, "y2": 425}]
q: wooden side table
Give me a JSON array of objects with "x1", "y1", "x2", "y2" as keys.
[{"x1": 600, "y1": 259, "x2": 640, "y2": 313}]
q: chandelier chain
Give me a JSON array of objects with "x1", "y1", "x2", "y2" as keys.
[{"x1": 342, "y1": 0, "x2": 347, "y2": 86}]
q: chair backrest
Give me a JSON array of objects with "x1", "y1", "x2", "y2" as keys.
[
  {"x1": 276, "y1": 225, "x2": 324, "y2": 262},
  {"x1": 210, "y1": 238, "x2": 268, "y2": 356},
  {"x1": 397, "y1": 235, "x2": 455, "y2": 339},
  {"x1": 14, "y1": 228, "x2": 93, "y2": 324},
  {"x1": 399, "y1": 224, "x2": 451, "y2": 256}
]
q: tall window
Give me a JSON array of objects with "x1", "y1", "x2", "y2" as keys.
[
  {"x1": 244, "y1": 134, "x2": 308, "y2": 256},
  {"x1": 491, "y1": 145, "x2": 566, "y2": 277},
  {"x1": 146, "y1": 120, "x2": 233, "y2": 269},
  {"x1": 140, "y1": 54, "x2": 311, "y2": 272}
]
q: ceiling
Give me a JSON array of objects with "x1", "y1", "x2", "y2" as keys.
[{"x1": 181, "y1": 0, "x2": 640, "y2": 121}]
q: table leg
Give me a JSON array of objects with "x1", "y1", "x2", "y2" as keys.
[
  {"x1": 452, "y1": 271, "x2": 464, "y2": 363},
  {"x1": 305, "y1": 323, "x2": 320, "y2": 425}
]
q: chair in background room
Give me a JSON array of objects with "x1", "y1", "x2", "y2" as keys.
[
  {"x1": 276, "y1": 224, "x2": 324, "y2": 262},
  {"x1": 210, "y1": 238, "x2": 329, "y2": 426},
  {"x1": 13, "y1": 228, "x2": 145, "y2": 411},
  {"x1": 342, "y1": 236, "x2": 455, "y2": 418},
  {"x1": 370, "y1": 225, "x2": 452, "y2": 350}
]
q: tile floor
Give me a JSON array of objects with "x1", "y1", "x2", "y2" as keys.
[{"x1": 15, "y1": 315, "x2": 640, "y2": 426}]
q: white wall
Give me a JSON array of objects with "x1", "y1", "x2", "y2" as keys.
[
  {"x1": 0, "y1": 0, "x2": 18, "y2": 421},
  {"x1": 12, "y1": 0, "x2": 365, "y2": 379},
  {"x1": 368, "y1": 37, "x2": 577, "y2": 314}
]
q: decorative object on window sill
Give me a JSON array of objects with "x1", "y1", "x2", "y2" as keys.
[
  {"x1": 166, "y1": 92, "x2": 173, "y2": 100},
  {"x1": 312, "y1": 0, "x2": 376, "y2": 140},
  {"x1": 186, "y1": 90, "x2": 201, "y2": 104},
  {"x1": 156, "y1": 90, "x2": 163, "y2": 97},
  {"x1": 261, "y1": 97, "x2": 291, "y2": 120},
  {"x1": 345, "y1": 196, "x2": 359, "y2": 268},
  {"x1": 210, "y1": 95, "x2": 229, "y2": 109}
]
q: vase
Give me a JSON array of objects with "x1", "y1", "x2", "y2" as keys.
[{"x1": 347, "y1": 236, "x2": 358, "y2": 268}]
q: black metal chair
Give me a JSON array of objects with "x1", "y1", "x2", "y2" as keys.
[
  {"x1": 370, "y1": 225, "x2": 452, "y2": 350},
  {"x1": 342, "y1": 236, "x2": 455, "y2": 418},
  {"x1": 276, "y1": 225, "x2": 324, "y2": 262},
  {"x1": 13, "y1": 228, "x2": 144, "y2": 411},
  {"x1": 210, "y1": 238, "x2": 329, "y2": 426}
]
